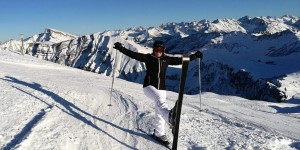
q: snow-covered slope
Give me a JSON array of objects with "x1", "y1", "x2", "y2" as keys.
[
  {"x1": 1, "y1": 47, "x2": 300, "y2": 150},
  {"x1": 1, "y1": 15, "x2": 299, "y2": 102}
]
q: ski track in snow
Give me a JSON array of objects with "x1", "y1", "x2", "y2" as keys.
[{"x1": 0, "y1": 50, "x2": 300, "y2": 150}]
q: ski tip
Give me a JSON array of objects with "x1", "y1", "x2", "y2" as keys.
[{"x1": 182, "y1": 55, "x2": 190, "y2": 61}]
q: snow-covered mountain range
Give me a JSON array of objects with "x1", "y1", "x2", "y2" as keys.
[{"x1": 1, "y1": 15, "x2": 299, "y2": 102}]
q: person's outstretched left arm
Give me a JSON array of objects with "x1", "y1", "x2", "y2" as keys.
[{"x1": 114, "y1": 42, "x2": 148, "y2": 62}]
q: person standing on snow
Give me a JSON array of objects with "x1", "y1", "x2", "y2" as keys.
[{"x1": 113, "y1": 41, "x2": 202, "y2": 142}]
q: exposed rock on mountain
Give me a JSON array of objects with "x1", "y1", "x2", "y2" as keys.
[{"x1": 1, "y1": 15, "x2": 299, "y2": 102}]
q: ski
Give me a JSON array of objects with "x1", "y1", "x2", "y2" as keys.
[
  {"x1": 171, "y1": 55, "x2": 190, "y2": 150},
  {"x1": 138, "y1": 129, "x2": 171, "y2": 149}
]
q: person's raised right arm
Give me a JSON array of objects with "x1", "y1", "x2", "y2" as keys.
[{"x1": 114, "y1": 42, "x2": 148, "y2": 62}]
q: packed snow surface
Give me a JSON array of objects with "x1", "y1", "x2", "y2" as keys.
[{"x1": 0, "y1": 49, "x2": 299, "y2": 150}]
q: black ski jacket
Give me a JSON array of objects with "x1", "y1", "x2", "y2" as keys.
[{"x1": 118, "y1": 48, "x2": 198, "y2": 90}]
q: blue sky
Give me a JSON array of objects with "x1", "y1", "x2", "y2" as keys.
[{"x1": 0, "y1": 0, "x2": 299, "y2": 41}]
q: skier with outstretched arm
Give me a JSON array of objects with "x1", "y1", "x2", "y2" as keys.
[{"x1": 113, "y1": 41, "x2": 202, "y2": 144}]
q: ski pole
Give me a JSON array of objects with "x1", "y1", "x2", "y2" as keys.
[
  {"x1": 199, "y1": 57, "x2": 202, "y2": 112},
  {"x1": 108, "y1": 48, "x2": 118, "y2": 107}
]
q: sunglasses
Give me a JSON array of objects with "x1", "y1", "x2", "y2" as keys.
[{"x1": 153, "y1": 47, "x2": 165, "y2": 53}]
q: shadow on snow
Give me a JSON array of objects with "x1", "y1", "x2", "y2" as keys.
[{"x1": 1, "y1": 76, "x2": 151, "y2": 150}]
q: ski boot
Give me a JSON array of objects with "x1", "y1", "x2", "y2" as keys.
[{"x1": 152, "y1": 129, "x2": 170, "y2": 145}]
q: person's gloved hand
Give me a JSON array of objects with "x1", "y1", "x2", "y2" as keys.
[
  {"x1": 114, "y1": 42, "x2": 124, "y2": 51},
  {"x1": 195, "y1": 51, "x2": 203, "y2": 59}
]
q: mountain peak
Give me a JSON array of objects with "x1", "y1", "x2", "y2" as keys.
[{"x1": 44, "y1": 28, "x2": 78, "y2": 38}]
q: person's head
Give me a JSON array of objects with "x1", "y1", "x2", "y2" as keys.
[{"x1": 152, "y1": 40, "x2": 165, "y2": 58}]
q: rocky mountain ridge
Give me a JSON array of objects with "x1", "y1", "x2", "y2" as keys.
[{"x1": 1, "y1": 15, "x2": 299, "y2": 102}]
